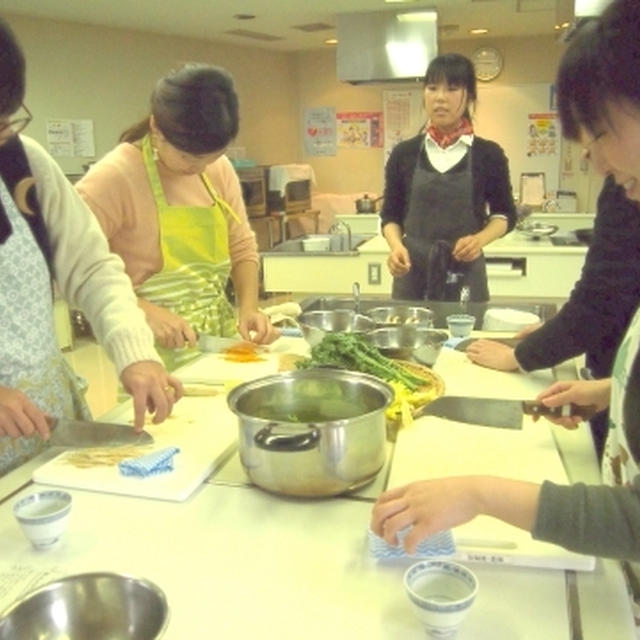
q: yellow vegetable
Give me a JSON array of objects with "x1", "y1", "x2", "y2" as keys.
[{"x1": 385, "y1": 380, "x2": 440, "y2": 429}]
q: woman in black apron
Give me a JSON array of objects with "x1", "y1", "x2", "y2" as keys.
[{"x1": 380, "y1": 53, "x2": 517, "y2": 302}]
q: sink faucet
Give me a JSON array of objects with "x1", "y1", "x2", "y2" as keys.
[{"x1": 329, "y1": 220, "x2": 352, "y2": 251}]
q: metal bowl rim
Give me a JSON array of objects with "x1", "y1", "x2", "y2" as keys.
[
  {"x1": 227, "y1": 368, "x2": 394, "y2": 424},
  {"x1": 0, "y1": 571, "x2": 170, "y2": 634}
]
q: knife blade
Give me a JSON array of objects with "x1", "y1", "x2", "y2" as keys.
[
  {"x1": 416, "y1": 396, "x2": 597, "y2": 430},
  {"x1": 454, "y1": 337, "x2": 521, "y2": 352},
  {"x1": 197, "y1": 334, "x2": 242, "y2": 353},
  {"x1": 48, "y1": 418, "x2": 154, "y2": 448}
]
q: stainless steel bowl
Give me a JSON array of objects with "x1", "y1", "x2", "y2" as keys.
[
  {"x1": 227, "y1": 369, "x2": 393, "y2": 497},
  {"x1": 366, "y1": 326, "x2": 448, "y2": 365},
  {"x1": 0, "y1": 572, "x2": 169, "y2": 640},
  {"x1": 297, "y1": 309, "x2": 375, "y2": 347},
  {"x1": 366, "y1": 306, "x2": 434, "y2": 327},
  {"x1": 518, "y1": 222, "x2": 559, "y2": 239}
]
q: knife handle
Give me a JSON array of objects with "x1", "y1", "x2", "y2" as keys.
[{"x1": 522, "y1": 400, "x2": 598, "y2": 420}]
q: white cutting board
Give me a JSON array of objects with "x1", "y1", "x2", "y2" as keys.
[
  {"x1": 33, "y1": 395, "x2": 238, "y2": 502},
  {"x1": 174, "y1": 352, "x2": 281, "y2": 384},
  {"x1": 433, "y1": 345, "x2": 556, "y2": 398},
  {"x1": 389, "y1": 416, "x2": 596, "y2": 571}
]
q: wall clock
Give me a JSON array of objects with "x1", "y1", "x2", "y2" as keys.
[{"x1": 471, "y1": 47, "x2": 503, "y2": 82}]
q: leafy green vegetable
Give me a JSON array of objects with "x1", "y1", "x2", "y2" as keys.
[{"x1": 296, "y1": 333, "x2": 425, "y2": 391}]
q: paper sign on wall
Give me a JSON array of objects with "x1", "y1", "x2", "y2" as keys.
[
  {"x1": 303, "y1": 107, "x2": 337, "y2": 157},
  {"x1": 46, "y1": 119, "x2": 95, "y2": 157},
  {"x1": 337, "y1": 111, "x2": 383, "y2": 149},
  {"x1": 526, "y1": 113, "x2": 558, "y2": 157}
]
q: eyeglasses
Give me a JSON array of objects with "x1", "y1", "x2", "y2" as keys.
[{"x1": 0, "y1": 104, "x2": 33, "y2": 137}]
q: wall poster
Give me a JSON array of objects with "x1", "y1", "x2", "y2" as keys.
[
  {"x1": 336, "y1": 111, "x2": 383, "y2": 149},
  {"x1": 382, "y1": 91, "x2": 424, "y2": 163},
  {"x1": 303, "y1": 107, "x2": 337, "y2": 157},
  {"x1": 526, "y1": 112, "x2": 558, "y2": 157},
  {"x1": 46, "y1": 118, "x2": 95, "y2": 157}
]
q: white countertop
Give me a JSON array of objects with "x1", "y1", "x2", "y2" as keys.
[
  {"x1": 358, "y1": 232, "x2": 588, "y2": 256},
  {"x1": 0, "y1": 336, "x2": 633, "y2": 639}
]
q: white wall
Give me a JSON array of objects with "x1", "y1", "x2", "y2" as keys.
[{"x1": 6, "y1": 13, "x2": 301, "y2": 174}]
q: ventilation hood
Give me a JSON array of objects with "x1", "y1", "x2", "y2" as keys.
[
  {"x1": 337, "y1": 10, "x2": 438, "y2": 85},
  {"x1": 558, "y1": 0, "x2": 613, "y2": 40},
  {"x1": 574, "y1": 0, "x2": 612, "y2": 17}
]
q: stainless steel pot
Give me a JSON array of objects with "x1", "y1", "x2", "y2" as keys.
[
  {"x1": 227, "y1": 369, "x2": 393, "y2": 497},
  {"x1": 355, "y1": 194, "x2": 383, "y2": 213}
]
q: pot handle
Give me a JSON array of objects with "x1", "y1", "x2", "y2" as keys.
[{"x1": 254, "y1": 424, "x2": 321, "y2": 452}]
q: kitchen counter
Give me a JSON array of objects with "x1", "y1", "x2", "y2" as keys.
[
  {"x1": 0, "y1": 336, "x2": 633, "y2": 639},
  {"x1": 262, "y1": 231, "x2": 588, "y2": 298}
]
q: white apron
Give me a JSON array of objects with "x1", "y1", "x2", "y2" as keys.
[
  {"x1": 603, "y1": 307, "x2": 640, "y2": 633},
  {"x1": 0, "y1": 175, "x2": 90, "y2": 476}
]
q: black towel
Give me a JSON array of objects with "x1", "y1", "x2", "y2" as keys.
[
  {"x1": 425, "y1": 240, "x2": 454, "y2": 300},
  {"x1": 0, "y1": 134, "x2": 53, "y2": 278}
]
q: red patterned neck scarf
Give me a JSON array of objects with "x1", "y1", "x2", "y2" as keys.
[{"x1": 426, "y1": 117, "x2": 474, "y2": 149}]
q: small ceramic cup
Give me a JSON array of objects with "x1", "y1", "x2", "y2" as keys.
[
  {"x1": 404, "y1": 560, "x2": 478, "y2": 638},
  {"x1": 13, "y1": 490, "x2": 72, "y2": 550},
  {"x1": 445, "y1": 314, "x2": 476, "y2": 338}
]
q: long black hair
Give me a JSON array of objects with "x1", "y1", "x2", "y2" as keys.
[
  {"x1": 557, "y1": 0, "x2": 640, "y2": 141},
  {"x1": 423, "y1": 53, "x2": 477, "y2": 120},
  {"x1": 0, "y1": 17, "x2": 26, "y2": 116},
  {"x1": 120, "y1": 63, "x2": 239, "y2": 153}
]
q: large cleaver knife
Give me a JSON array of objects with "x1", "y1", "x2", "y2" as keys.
[
  {"x1": 416, "y1": 396, "x2": 597, "y2": 430},
  {"x1": 48, "y1": 418, "x2": 154, "y2": 448}
]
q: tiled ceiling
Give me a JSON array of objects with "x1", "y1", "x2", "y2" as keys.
[{"x1": 1, "y1": 0, "x2": 566, "y2": 51}]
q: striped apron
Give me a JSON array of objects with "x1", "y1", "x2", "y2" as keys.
[{"x1": 136, "y1": 135, "x2": 238, "y2": 370}]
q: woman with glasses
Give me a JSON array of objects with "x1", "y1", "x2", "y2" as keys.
[
  {"x1": 372, "y1": 0, "x2": 640, "y2": 603},
  {"x1": 76, "y1": 64, "x2": 276, "y2": 370},
  {"x1": 0, "y1": 17, "x2": 181, "y2": 476}
]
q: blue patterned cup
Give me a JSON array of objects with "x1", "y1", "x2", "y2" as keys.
[
  {"x1": 13, "y1": 490, "x2": 72, "y2": 550},
  {"x1": 446, "y1": 314, "x2": 475, "y2": 338},
  {"x1": 404, "y1": 560, "x2": 478, "y2": 638}
]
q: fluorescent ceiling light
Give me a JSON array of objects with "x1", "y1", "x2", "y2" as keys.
[{"x1": 397, "y1": 11, "x2": 437, "y2": 23}]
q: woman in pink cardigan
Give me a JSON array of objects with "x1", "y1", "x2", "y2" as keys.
[{"x1": 77, "y1": 64, "x2": 276, "y2": 369}]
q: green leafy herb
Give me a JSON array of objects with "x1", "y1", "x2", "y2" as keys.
[{"x1": 296, "y1": 333, "x2": 425, "y2": 391}]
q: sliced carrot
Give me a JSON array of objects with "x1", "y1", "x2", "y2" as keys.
[{"x1": 223, "y1": 341, "x2": 265, "y2": 362}]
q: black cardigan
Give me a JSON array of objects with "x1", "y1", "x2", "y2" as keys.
[
  {"x1": 515, "y1": 176, "x2": 640, "y2": 378},
  {"x1": 379, "y1": 134, "x2": 517, "y2": 233}
]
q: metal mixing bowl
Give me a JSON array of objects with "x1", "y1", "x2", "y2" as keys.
[
  {"x1": 297, "y1": 309, "x2": 375, "y2": 347},
  {"x1": 365, "y1": 306, "x2": 434, "y2": 327},
  {"x1": 0, "y1": 572, "x2": 169, "y2": 640},
  {"x1": 366, "y1": 326, "x2": 448, "y2": 365}
]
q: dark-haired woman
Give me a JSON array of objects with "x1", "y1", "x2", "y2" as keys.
[
  {"x1": 380, "y1": 53, "x2": 517, "y2": 302},
  {"x1": 77, "y1": 64, "x2": 276, "y2": 369},
  {"x1": 372, "y1": 2, "x2": 640, "y2": 621},
  {"x1": 0, "y1": 17, "x2": 181, "y2": 476}
]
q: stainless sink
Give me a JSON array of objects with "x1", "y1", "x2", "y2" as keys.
[
  {"x1": 263, "y1": 233, "x2": 373, "y2": 256},
  {"x1": 299, "y1": 296, "x2": 557, "y2": 330}
]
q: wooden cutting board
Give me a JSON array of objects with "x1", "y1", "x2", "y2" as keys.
[{"x1": 33, "y1": 395, "x2": 238, "y2": 502}]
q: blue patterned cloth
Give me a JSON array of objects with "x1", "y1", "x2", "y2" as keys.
[
  {"x1": 119, "y1": 447, "x2": 181, "y2": 478},
  {"x1": 368, "y1": 526, "x2": 456, "y2": 560}
]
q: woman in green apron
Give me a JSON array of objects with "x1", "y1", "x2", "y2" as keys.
[
  {"x1": 76, "y1": 64, "x2": 277, "y2": 370},
  {"x1": 0, "y1": 18, "x2": 180, "y2": 476},
  {"x1": 380, "y1": 54, "x2": 517, "y2": 302},
  {"x1": 372, "y1": 3, "x2": 640, "y2": 629}
]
